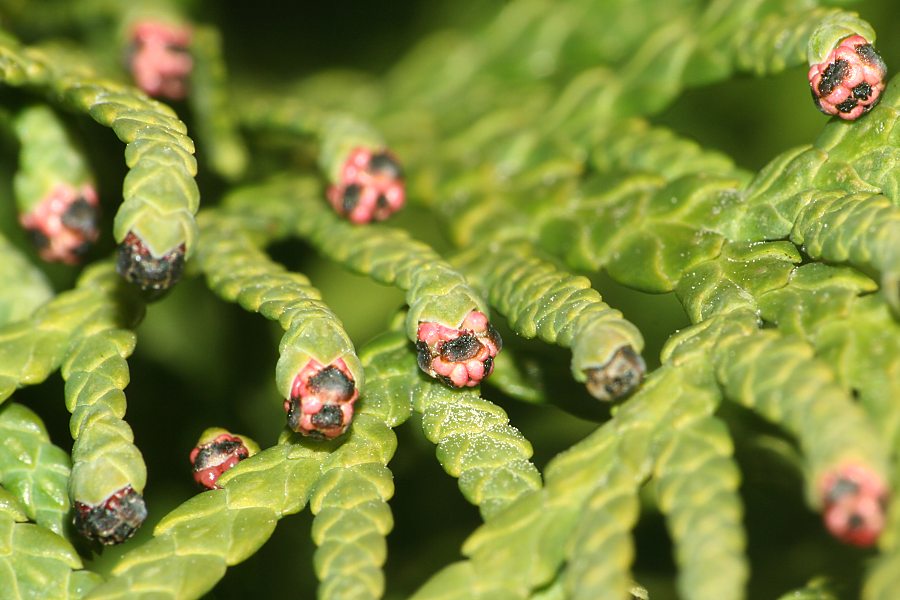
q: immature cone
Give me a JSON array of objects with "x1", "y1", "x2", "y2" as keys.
[
  {"x1": 19, "y1": 183, "x2": 100, "y2": 264},
  {"x1": 116, "y1": 231, "x2": 186, "y2": 298},
  {"x1": 73, "y1": 485, "x2": 147, "y2": 545},
  {"x1": 128, "y1": 20, "x2": 193, "y2": 100},
  {"x1": 584, "y1": 346, "x2": 646, "y2": 402},
  {"x1": 416, "y1": 310, "x2": 503, "y2": 388},
  {"x1": 327, "y1": 147, "x2": 405, "y2": 223},
  {"x1": 808, "y1": 34, "x2": 887, "y2": 120},
  {"x1": 189, "y1": 428, "x2": 258, "y2": 490},
  {"x1": 284, "y1": 358, "x2": 359, "y2": 439},
  {"x1": 819, "y1": 463, "x2": 888, "y2": 547}
]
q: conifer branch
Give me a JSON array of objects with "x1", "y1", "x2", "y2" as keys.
[
  {"x1": 197, "y1": 210, "x2": 363, "y2": 437},
  {"x1": 0, "y1": 485, "x2": 102, "y2": 599},
  {"x1": 60, "y1": 273, "x2": 147, "y2": 544},
  {"x1": 1, "y1": 1, "x2": 898, "y2": 597},
  {"x1": 0, "y1": 234, "x2": 52, "y2": 326},
  {"x1": 0, "y1": 263, "x2": 139, "y2": 402},
  {"x1": 0, "y1": 403, "x2": 72, "y2": 536}
]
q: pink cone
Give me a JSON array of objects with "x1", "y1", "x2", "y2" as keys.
[
  {"x1": 19, "y1": 183, "x2": 100, "y2": 264},
  {"x1": 416, "y1": 310, "x2": 502, "y2": 388},
  {"x1": 808, "y1": 35, "x2": 887, "y2": 120},
  {"x1": 327, "y1": 147, "x2": 405, "y2": 223},
  {"x1": 819, "y1": 462, "x2": 889, "y2": 547},
  {"x1": 190, "y1": 433, "x2": 252, "y2": 489},
  {"x1": 129, "y1": 20, "x2": 193, "y2": 100},
  {"x1": 285, "y1": 358, "x2": 359, "y2": 439}
]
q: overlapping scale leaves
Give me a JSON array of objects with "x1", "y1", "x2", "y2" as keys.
[
  {"x1": 1, "y1": 0, "x2": 899, "y2": 599},
  {"x1": 457, "y1": 241, "x2": 645, "y2": 400},
  {"x1": 407, "y1": 349, "x2": 542, "y2": 520},
  {"x1": 60, "y1": 264, "x2": 147, "y2": 544},
  {"x1": 0, "y1": 264, "x2": 140, "y2": 404},
  {"x1": 84, "y1": 442, "x2": 328, "y2": 599},
  {"x1": 0, "y1": 403, "x2": 71, "y2": 536},
  {"x1": 195, "y1": 200, "x2": 363, "y2": 439},
  {"x1": 0, "y1": 29, "x2": 200, "y2": 293},
  {"x1": 0, "y1": 234, "x2": 52, "y2": 326},
  {"x1": 0, "y1": 485, "x2": 101, "y2": 599},
  {"x1": 0, "y1": 403, "x2": 100, "y2": 598},
  {"x1": 309, "y1": 333, "x2": 412, "y2": 600}
]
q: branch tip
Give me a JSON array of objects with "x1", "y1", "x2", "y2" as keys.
[
  {"x1": 116, "y1": 231, "x2": 186, "y2": 298},
  {"x1": 285, "y1": 358, "x2": 359, "y2": 439},
  {"x1": 584, "y1": 345, "x2": 646, "y2": 402},
  {"x1": 20, "y1": 183, "x2": 100, "y2": 265},
  {"x1": 820, "y1": 463, "x2": 888, "y2": 547},
  {"x1": 190, "y1": 430, "x2": 256, "y2": 490},
  {"x1": 809, "y1": 35, "x2": 886, "y2": 120},
  {"x1": 73, "y1": 485, "x2": 147, "y2": 546},
  {"x1": 416, "y1": 310, "x2": 502, "y2": 388},
  {"x1": 327, "y1": 147, "x2": 405, "y2": 223}
]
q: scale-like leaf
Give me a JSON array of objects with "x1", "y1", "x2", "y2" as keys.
[
  {"x1": 86, "y1": 441, "x2": 329, "y2": 599},
  {"x1": 412, "y1": 376, "x2": 541, "y2": 520},
  {"x1": 0, "y1": 262, "x2": 139, "y2": 403},
  {"x1": 309, "y1": 331, "x2": 415, "y2": 600},
  {"x1": 419, "y1": 363, "x2": 715, "y2": 599},
  {"x1": 197, "y1": 210, "x2": 363, "y2": 424},
  {"x1": 290, "y1": 187, "x2": 489, "y2": 341},
  {"x1": 60, "y1": 278, "x2": 146, "y2": 543},
  {"x1": 653, "y1": 417, "x2": 745, "y2": 600},
  {"x1": 0, "y1": 234, "x2": 52, "y2": 326},
  {"x1": 759, "y1": 264, "x2": 900, "y2": 449},
  {"x1": 562, "y1": 461, "x2": 641, "y2": 600},
  {"x1": 0, "y1": 28, "x2": 199, "y2": 293},
  {"x1": 791, "y1": 191, "x2": 900, "y2": 314},
  {"x1": 458, "y1": 241, "x2": 644, "y2": 399},
  {"x1": 310, "y1": 415, "x2": 395, "y2": 600},
  {"x1": 714, "y1": 329, "x2": 889, "y2": 503},
  {"x1": 0, "y1": 486, "x2": 101, "y2": 599},
  {"x1": 0, "y1": 402, "x2": 71, "y2": 536},
  {"x1": 676, "y1": 241, "x2": 800, "y2": 323}
]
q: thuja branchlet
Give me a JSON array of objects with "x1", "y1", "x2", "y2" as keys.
[{"x1": 0, "y1": 2, "x2": 898, "y2": 599}]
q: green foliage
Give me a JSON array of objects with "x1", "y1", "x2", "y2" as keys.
[
  {"x1": 0, "y1": 31, "x2": 199, "y2": 257},
  {"x1": 61, "y1": 270, "x2": 146, "y2": 507},
  {"x1": 1, "y1": 0, "x2": 899, "y2": 598},
  {"x1": 0, "y1": 483, "x2": 101, "y2": 599},
  {"x1": 0, "y1": 402, "x2": 71, "y2": 535},
  {"x1": 0, "y1": 233, "x2": 51, "y2": 325},
  {"x1": 196, "y1": 204, "x2": 364, "y2": 400},
  {"x1": 0, "y1": 403, "x2": 97, "y2": 599},
  {"x1": 408, "y1": 349, "x2": 542, "y2": 520},
  {"x1": 12, "y1": 104, "x2": 93, "y2": 211}
]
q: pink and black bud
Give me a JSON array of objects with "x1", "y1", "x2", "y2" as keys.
[
  {"x1": 819, "y1": 463, "x2": 889, "y2": 547},
  {"x1": 189, "y1": 431, "x2": 256, "y2": 490},
  {"x1": 416, "y1": 310, "x2": 502, "y2": 388},
  {"x1": 73, "y1": 485, "x2": 147, "y2": 545},
  {"x1": 585, "y1": 346, "x2": 646, "y2": 402},
  {"x1": 809, "y1": 35, "x2": 887, "y2": 120},
  {"x1": 116, "y1": 231, "x2": 185, "y2": 299},
  {"x1": 327, "y1": 147, "x2": 405, "y2": 224},
  {"x1": 128, "y1": 20, "x2": 193, "y2": 100},
  {"x1": 284, "y1": 358, "x2": 359, "y2": 439},
  {"x1": 19, "y1": 183, "x2": 100, "y2": 264}
]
